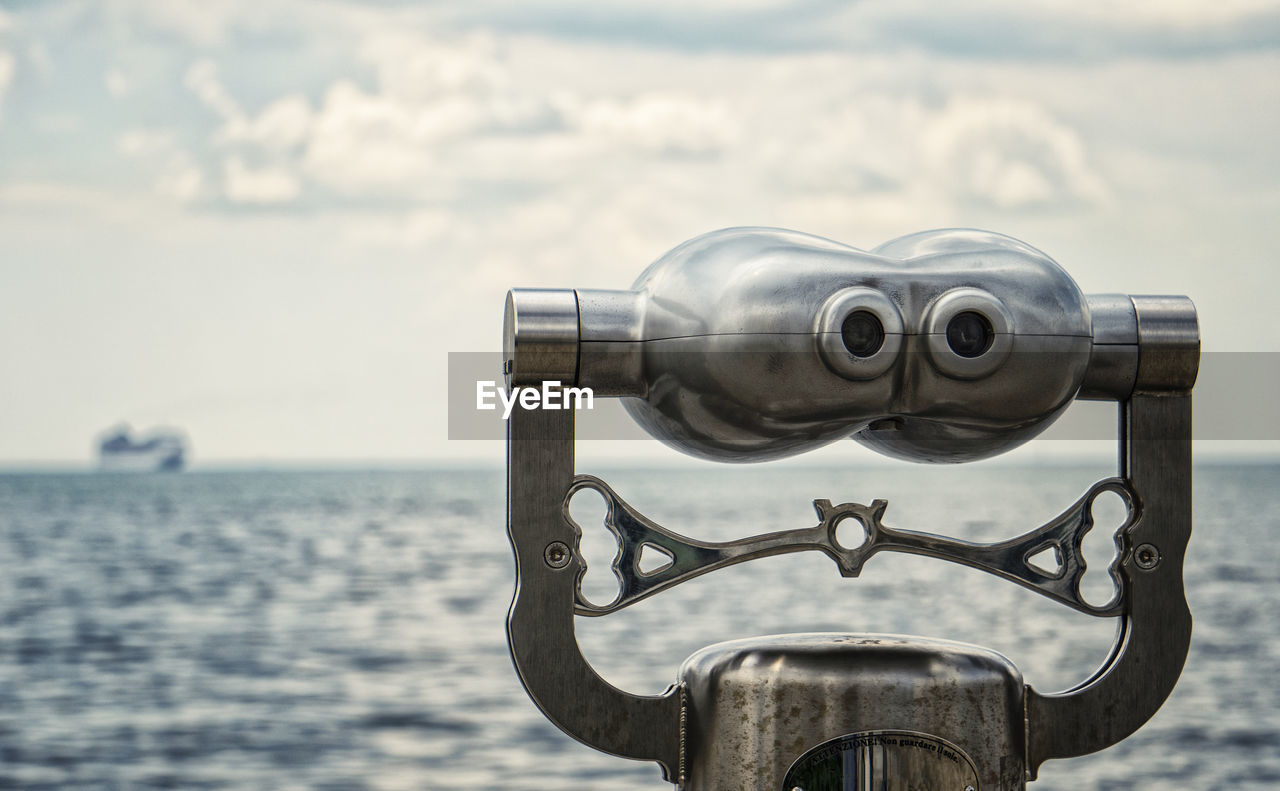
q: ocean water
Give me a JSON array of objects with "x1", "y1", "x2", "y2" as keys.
[{"x1": 0, "y1": 463, "x2": 1276, "y2": 790}]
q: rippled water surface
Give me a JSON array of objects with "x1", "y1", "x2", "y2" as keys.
[{"x1": 0, "y1": 464, "x2": 1276, "y2": 789}]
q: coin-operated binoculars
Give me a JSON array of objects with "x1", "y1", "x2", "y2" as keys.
[{"x1": 504, "y1": 227, "x2": 1199, "y2": 790}]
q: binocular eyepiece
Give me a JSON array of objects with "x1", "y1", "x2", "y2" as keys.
[{"x1": 505, "y1": 227, "x2": 1199, "y2": 462}]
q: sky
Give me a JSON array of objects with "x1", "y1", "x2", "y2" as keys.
[{"x1": 0, "y1": 0, "x2": 1278, "y2": 466}]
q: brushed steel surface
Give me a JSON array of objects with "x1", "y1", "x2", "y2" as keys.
[
  {"x1": 567, "y1": 474, "x2": 1130, "y2": 618},
  {"x1": 815, "y1": 286, "x2": 906, "y2": 380},
  {"x1": 506, "y1": 404, "x2": 682, "y2": 780},
  {"x1": 504, "y1": 289, "x2": 579, "y2": 388},
  {"x1": 680, "y1": 634, "x2": 1025, "y2": 790},
  {"x1": 1078, "y1": 294, "x2": 1139, "y2": 401},
  {"x1": 920, "y1": 286, "x2": 1015, "y2": 380},
  {"x1": 1085, "y1": 294, "x2": 1139, "y2": 346},
  {"x1": 618, "y1": 227, "x2": 1093, "y2": 463},
  {"x1": 1132, "y1": 296, "x2": 1200, "y2": 394},
  {"x1": 1024, "y1": 394, "x2": 1194, "y2": 776},
  {"x1": 576, "y1": 289, "x2": 647, "y2": 396}
]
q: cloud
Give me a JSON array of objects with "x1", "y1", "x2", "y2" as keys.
[
  {"x1": 174, "y1": 28, "x2": 747, "y2": 208},
  {"x1": 222, "y1": 155, "x2": 301, "y2": 204},
  {"x1": 177, "y1": 34, "x2": 566, "y2": 204},
  {"x1": 110, "y1": 0, "x2": 299, "y2": 48},
  {"x1": 921, "y1": 97, "x2": 1106, "y2": 209},
  {"x1": 104, "y1": 67, "x2": 131, "y2": 98},
  {"x1": 287, "y1": 37, "x2": 745, "y2": 208},
  {"x1": 91, "y1": 3, "x2": 1231, "y2": 224},
  {"x1": 1058, "y1": 0, "x2": 1279, "y2": 27},
  {"x1": 5, "y1": 1, "x2": 1247, "y2": 237},
  {"x1": 156, "y1": 18, "x2": 1115, "y2": 235},
  {"x1": 447, "y1": 0, "x2": 849, "y2": 53},
  {"x1": 294, "y1": 33, "x2": 510, "y2": 196},
  {"x1": 445, "y1": 0, "x2": 1280, "y2": 62},
  {"x1": 88, "y1": 0, "x2": 1280, "y2": 63},
  {"x1": 185, "y1": 58, "x2": 244, "y2": 123},
  {"x1": 183, "y1": 59, "x2": 316, "y2": 203},
  {"x1": 565, "y1": 93, "x2": 736, "y2": 155},
  {"x1": 0, "y1": 50, "x2": 14, "y2": 117},
  {"x1": 116, "y1": 130, "x2": 205, "y2": 202},
  {"x1": 217, "y1": 94, "x2": 313, "y2": 151},
  {"x1": 862, "y1": 0, "x2": 1280, "y2": 61},
  {"x1": 299, "y1": 78, "x2": 442, "y2": 196}
]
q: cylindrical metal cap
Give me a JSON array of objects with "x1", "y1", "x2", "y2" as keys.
[
  {"x1": 504, "y1": 289, "x2": 579, "y2": 387},
  {"x1": 1133, "y1": 295, "x2": 1199, "y2": 394}
]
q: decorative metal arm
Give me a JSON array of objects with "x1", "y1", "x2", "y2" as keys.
[{"x1": 568, "y1": 474, "x2": 1132, "y2": 618}]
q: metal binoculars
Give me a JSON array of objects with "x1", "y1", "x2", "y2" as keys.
[{"x1": 504, "y1": 227, "x2": 1199, "y2": 790}]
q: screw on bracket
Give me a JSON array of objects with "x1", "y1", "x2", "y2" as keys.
[
  {"x1": 544, "y1": 541, "x2": 571, "y2": 569},
  {"x1": 1134, "y1": 543, "x2": 1161, "y2": 570}
]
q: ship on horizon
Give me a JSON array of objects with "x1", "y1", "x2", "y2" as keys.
[{"x1": 97, "y1": 425, "x2": 188, "y2": 472}]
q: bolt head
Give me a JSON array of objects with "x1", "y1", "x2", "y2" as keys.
[{"x1": 544, "y1": 541, "x2": 571, "y2": 569}]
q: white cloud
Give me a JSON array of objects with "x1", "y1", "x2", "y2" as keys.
[
  {"x1": 921, "y1": 97, "x2": 1107, "y2": 209},
  {"x1": 0, "y1": 50, "x2": 14, "y2": 115},
  {"x1": 99, "y1": 0, "x2": 1280, "y2": 62},
  {"x1": 188, "y1": 30, "x2": 1113, "y2": 242},
  {"x1": 301, "y1": 79, "x2": 439, "y2": 195},
  {"x1": 181, "y1": 60, "x2": 313, "y2": 203},
  {"x1": 104, "y1": 67, "x2": 131, "y2": 98},
  {"x1": 172, "y1": 29, "x2": 745, "y2": 207},
  {"x1": 1039, "y1": 0, "x2": 1279, "y2": 27},
  {"x1": 356, "y1": 29, "x2": 508, "y2": 103},
  {"x1": 181, "y1": 34, "x2": 558, "y2": 200},
  {"x1": 567, "y1": 93, "x2": 737, "y2": 155},
  {"x1": 222, "y1": 31, "x2": 558, "y2": 199},
  {"x1": 150, "y1": 19, "x2": 1128, "y2": 238},
  {"x1": 879, "y1": 0, "x2": 1280, "y2": 29},
  {"x1": 112, "y1": 0, "x2": 296, "y2": 48},
  {"x1": 342, "y1": 207, "x2": 459, "y2": 248},
  {"x1": 185, "y1": 58, "x2": 244, "y2": 123},
  {"x1": 117, "y1": 130, "x2": 205, "y2": 203},
  {"x1": 350, "y1": 29, "x2": 562, "y2": 139},
  {"x1": 157, "y1": 17, "x2": 1118, "y2": 223},
  {"x1": 824, "y1": 1, "x2": 1280, "y2": 63},
  {"x1": 222, "y1": 156, "x2": 301, "y2": 204},
  {"x1": 216, "y1": 93, "x2": 313, "y2": 151}
]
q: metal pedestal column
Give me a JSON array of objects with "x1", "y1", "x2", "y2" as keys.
[{"x1": 680, "y1": 634, "x2": 1025, "y2": 791}]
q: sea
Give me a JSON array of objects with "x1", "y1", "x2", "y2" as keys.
[{"x1": 0, "y1": 463, "x2": 1276, "y2": 790}]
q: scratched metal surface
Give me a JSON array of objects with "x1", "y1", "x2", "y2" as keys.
[{"x1": 0, "y1": 464, "x2": 1275, "y2": 789}]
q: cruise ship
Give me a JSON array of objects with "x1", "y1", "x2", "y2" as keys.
[{"x1": 97, "y1": 425, "x2": 188, "y2": 472}]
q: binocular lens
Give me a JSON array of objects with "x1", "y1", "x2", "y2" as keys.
[
  {"x1": 841, "y1": 311, "x2": 885, "y2": 357},
  {"x1": 946, "y1": 311, "x2": 994, "y2": 358}
]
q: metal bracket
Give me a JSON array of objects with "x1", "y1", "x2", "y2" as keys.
[
  {"x1": 1024, "y1": 393, "x2": 1192, "y2": 777},
  {"x1": 506, "y1": 395, "x2": 1192, "y2": 783},
  {"x1": 507, "y1": 405, "x2": 683, "y2": 781},
  {"x1": 568, "y1": 474, "x2": 1131, "y2": 618}
]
